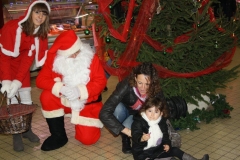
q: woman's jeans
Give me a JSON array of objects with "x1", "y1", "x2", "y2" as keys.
[{"x1": 113, "y1": 102, "x2": 133, "y2": 129}]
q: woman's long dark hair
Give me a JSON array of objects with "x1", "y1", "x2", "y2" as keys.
[{"x1": 128, "y1": 62, "x2": 161, "y2": 98}]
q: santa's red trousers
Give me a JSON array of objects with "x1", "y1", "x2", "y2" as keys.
[{"x1": 40, "y1": 90, "x2": 102, "y2": 145}]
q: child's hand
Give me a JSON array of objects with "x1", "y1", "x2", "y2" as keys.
[
  {"x1": 163, "y1": 145, "x2": 170, "y2": 152},
  {"x1": 141, "y1": 132, "x2": 151, "y2": 142}
]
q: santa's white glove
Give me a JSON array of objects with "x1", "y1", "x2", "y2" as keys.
[
  {"x1": 1, "y1": 80, "x2": 12, "y2": 94},
  {"x1": 69, "y1": 100, "x2": 84, "y2": 111},
  {"x1": 60, "y1": 86, "x2": 69, "y2": 96},
  {"x1": 8, "y1": 80, "x2": 22, "y2": 98},
  {"x1": 65, "y1": 87, "x2": 80, "y2": 101}
]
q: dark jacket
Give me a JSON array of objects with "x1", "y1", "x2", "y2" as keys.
[
  {"x1": 131, "y1": 114, "x2": 172, "y2": 160},
  {"x1": 99, "y1": 77, "x2": 139, "y2": 136}
]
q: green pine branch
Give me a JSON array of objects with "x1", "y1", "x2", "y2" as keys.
[{"x1": 170, "y1": 94, "x2": 234, "y2": 131}]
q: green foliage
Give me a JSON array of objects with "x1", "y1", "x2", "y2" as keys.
[
  {"x1": 96, "y1": 0, "x2": 240, "y2": 104},
  {"x1": 170, "y1": 94, "x2": 233, "y2": 131},
  {"x1": 160, "y1": 65, "x2": 240, "y2": 104}
]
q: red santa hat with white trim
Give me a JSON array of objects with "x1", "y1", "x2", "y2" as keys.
[
  {"x1": 0, "y1": 0, "x2": 51, "y2": 67},
  {"x1": 19, "y1": 0, "x2": 51, "y2": 25},
  {"x1": 48, "y1": 30, "x2": 82, "y2": 57}
]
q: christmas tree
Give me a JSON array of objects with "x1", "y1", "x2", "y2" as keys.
[
  {"x1": 81, "y1": 0, "x2": 240, "y2": 130},
  {"x1": 93, "y1": 0, "x2": 240, "y2": 106}
]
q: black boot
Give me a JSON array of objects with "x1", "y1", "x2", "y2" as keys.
[
  {"x1": 121, "y1": 133, "x2": 132, "y2": 154},
  {"x1": 41, "y1": 116, "x2": 68, "y2": 151}
]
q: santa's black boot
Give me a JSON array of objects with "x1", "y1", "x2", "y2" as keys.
[
  {"x1": 121, "y1": 133, "x2": 132, "y2": 154},
  {"x1": 41, "y1": 116, "x2": 68, "y2": 151}
]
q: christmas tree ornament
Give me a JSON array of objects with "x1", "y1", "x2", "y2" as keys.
[
  {"x1": 156, "y1": 0, "x2": 162, "y2": 14},
  {"x1": 95, "y1": 28, "x2": 99, "y2": 32},
  {"x1": 105, "y1": 36, "x2": 111, "y2": 43},
  {"x1": 215, "y1": 41, "x2": 218, "y2": 48},
  {"x1": 163, "y1": 49, "x2": 166, "y2": 55},
  {"x1": 109, "y1": 5, "x2": 113, "y2": 9},
  {"x1": 193, "y1": 116, "x2": 201, "y2": 123},
  {"x1": 84, "y1": 29, "x2": 90, "y2": 35}
]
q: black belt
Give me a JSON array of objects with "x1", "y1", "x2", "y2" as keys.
[{"x1": 85, "y1": 94, "x2": 102, "y2": 105}]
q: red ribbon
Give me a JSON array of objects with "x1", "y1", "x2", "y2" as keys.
[{"x1": 96, "y1": 0, "x2": 237, "y2": 80}]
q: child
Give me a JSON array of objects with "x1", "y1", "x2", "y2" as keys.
[
  {"x1": 131, "y1": 96, "x2": 209, "y2": 160},
  {"x1": 0, "y1": 0, "x2": 50, "y2": 151}
]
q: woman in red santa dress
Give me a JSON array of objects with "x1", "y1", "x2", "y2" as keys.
[
  {"x1": 36, "y1": 30, "x2": 107, "y2": 151},
  {"x1": 0, "y1": 0, "x2": 50, "y2": 152}
]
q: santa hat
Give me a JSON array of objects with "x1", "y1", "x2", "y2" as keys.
[
  {"x1": 49, "y1": 30, "x2": 82, "y2": 57},
  {"x1": 18, "y1": 0, "x2": 51, "y2": 25},
  {"x1": 0, "y1": 0, "x2": 51, "y2": 67}
]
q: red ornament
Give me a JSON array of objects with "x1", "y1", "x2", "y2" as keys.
[{"x1": 223, "y1": 109, "x2": 230, "y2": 115}]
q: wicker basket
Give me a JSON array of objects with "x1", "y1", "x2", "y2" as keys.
[{"x1": 0, "y1": 93, "x2": 37, "y2": 134}]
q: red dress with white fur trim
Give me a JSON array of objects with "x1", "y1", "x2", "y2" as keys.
[{"x1": 0, "y1": 0, "x2": 49, "y2": 87}]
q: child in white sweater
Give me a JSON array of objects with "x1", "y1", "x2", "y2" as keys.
[{"x1": 131, "y1": 96, "x2": 209, "y2": 160}]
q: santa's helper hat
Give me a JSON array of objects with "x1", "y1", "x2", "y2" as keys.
[
  {"x1": 0, "y1": 0, "x2": 51, "y2": 67},
  {"x1": 48, "y1": 30, "x2": 82, "y2": 57},
  {"x1": 18, "y1": 0, "x2": 51, "y2": 25}
]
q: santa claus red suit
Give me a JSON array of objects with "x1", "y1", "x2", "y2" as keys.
[{"x1": 36, "y1": 30, "x2": 107, "y2": 151}]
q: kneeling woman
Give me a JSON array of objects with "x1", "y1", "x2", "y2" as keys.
[{"x1": 100, "y1": 62, "x2": 163, "y2": 154}]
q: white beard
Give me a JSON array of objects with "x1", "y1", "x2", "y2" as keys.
[
  {"x1": 52, "y1": 43, "x2": 94, "y2": 87},
  {"x1": 52, "y1": 44, "x2": 94, "y2": 112}
]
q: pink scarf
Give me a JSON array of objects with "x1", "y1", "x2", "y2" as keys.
[{"x1": 131, "y1": 87, "x2": 147, "y2": 110}]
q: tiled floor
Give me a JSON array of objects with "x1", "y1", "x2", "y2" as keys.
[{"x1": 0, "y1": 48, "x2": 240, "y2": 160}]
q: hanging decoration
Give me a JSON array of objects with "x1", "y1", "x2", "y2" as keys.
[
  {"x1": 96, "y1": 0, "x2": 238, "y2": 80},
  {"x1": 105, "y1": 36, "x2": 111, "y2": 43},
  {"x1": 84, "y1": 29, "x2": 90, "y2": 35}
]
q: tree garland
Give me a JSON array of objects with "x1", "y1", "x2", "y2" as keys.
[{"x1": 96, "y1": 0, "x2": 239, "y2": 79}]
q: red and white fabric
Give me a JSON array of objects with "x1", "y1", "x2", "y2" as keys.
[
  {"x1": 36, "y1": 30, "x2": 107, "y2": 145},
  {"x1": 0, "y1": 0, "x2": 50, "y2": 87}
]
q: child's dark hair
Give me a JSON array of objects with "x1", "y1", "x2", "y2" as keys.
[{"x1": 140, "y1": 96, "x2": 169, "y2": 118}]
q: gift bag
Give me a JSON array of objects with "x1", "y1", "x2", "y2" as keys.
[{"x1": 166, "y1": 119, "x2": 181, "y2": 148}]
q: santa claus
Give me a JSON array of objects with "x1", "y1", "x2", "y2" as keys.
[{"x1": 36, "y1": 30, "x2": 107, "y2": 151}]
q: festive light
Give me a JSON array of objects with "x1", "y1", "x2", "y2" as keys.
[
  {"x1": 215, "y1": 41, "x2": 218, "y2": 48},
  {"x1": 84, "y1": 29, "x2": 90, "y2": 35},
  {"x1": 105, "y1": 37, "x2": 111, "y2": 43}
]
